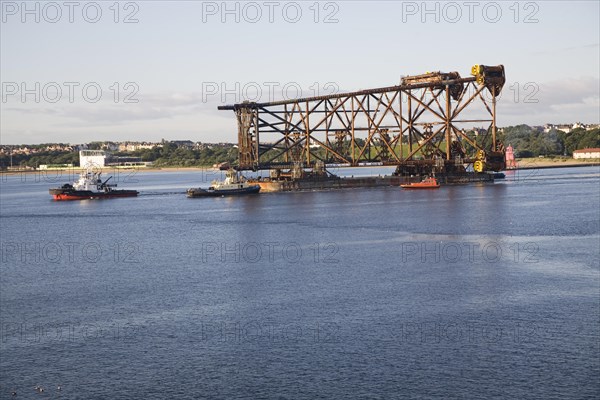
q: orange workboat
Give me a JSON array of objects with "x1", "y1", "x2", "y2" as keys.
[{"x1": 400, "y1": 177, "x2": 440, "y2": 189}]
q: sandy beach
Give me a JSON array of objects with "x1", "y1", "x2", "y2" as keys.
[{"x1": 514, "y1": 157, "x2": 600, "y2": 168}]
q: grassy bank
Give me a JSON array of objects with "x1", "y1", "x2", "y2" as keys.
[{"x1": 515, "y1": 157, "x2": 600, "y2": 168}]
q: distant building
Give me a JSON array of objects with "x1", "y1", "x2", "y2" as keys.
[
  {"x1": 171, "y1": 140, "x2": 195, "y2": 148},
  {"x1": 79, "y1": 150, "x2": 152, "y2": 168},
  {"x1": 79, "y1": 150, "x2": 107, "y2": 168},
  {"x1": 544, "y1": 123, "x2": 600, "y2": 133},
  {"x1": 573, "y1": 148, "x2": 600, "y2": 159},
  {"x1": 544, "y1": 124, "x2": 573, "y2": 133},
  {"x1": 470, "y1": 127, "x2": 487, "y2": 136},
  {"x1": 118, "y1": 142, "x2": 160, "y2": 151},
  {"x1": 101, "y1": 142, "x2": 119, "y2": 151}
]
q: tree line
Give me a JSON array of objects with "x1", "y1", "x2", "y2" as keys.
[
  {"x1": 1, "y1": 127, "x2": 598, "y2": 169},
  {"x1": 127, "y1": 143, "x2": 239, "y2": 167},
  {"x1": 500, "y1": 125, "x2": 599, "y2": 157}
]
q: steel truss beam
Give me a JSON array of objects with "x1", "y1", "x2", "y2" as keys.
[{"x1": 219, "y1": 66, "x2": 505, "y2": 171}]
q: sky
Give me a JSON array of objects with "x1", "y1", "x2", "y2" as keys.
[{"x1": 1, "y1": 0, "x2": 599, "y2": 144}]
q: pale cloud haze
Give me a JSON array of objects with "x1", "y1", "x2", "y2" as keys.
[{"x1": 1, "y1": 1, "x2": 599, "y2": 144}]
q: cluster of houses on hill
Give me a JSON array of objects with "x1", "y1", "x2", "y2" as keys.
[
  {"x1": 0, "y1": 143, "x2": 81, "y2": 155},
  {"x1": 543, "y1": 123, "x2": 599, "y2": 134},
  {"x1": 0, "y1": 140, "x2": 239, "y2": 171},
  {"x1": 94, "y1": 140, "x2": 234, "y2": 152},
  {"x1": 0, "y1": 140, "x2": 235, "y2": 156},
  {"x1": 1, "y1": 123, "x2": 598, "y2": 167}
]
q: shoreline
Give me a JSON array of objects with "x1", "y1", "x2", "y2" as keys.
[
  {"x1": 511, "y1": 158, "x2": 600, "y2": 170},
  {"x1": 1, "y1": 161, "x2": 598, "y2": 175},
  {"x1": 511, "y1": 163, "x2": 600, "y2": 170}
]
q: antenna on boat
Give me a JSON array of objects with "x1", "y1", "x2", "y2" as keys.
[{"x1": 100, "y1": 176, "x2": 113, "y2": 187}]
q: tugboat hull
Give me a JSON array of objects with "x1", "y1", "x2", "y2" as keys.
[
  {"x1": 50, "y1": 189, "x2": 139, "y2": 201},
  {"x1": 400, "y1": 184, "x2": 440, "y2": 190},
  {"x1": 49, "y1": 169, "x2": 138, "y2": 201},
  {"x1": 187, "y1": 185, "x2": 260, "y2": 198}
]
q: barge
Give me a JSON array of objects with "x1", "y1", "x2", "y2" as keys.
[{"x1": 247, "y1": 172, "x2": 494, "y2": 192}]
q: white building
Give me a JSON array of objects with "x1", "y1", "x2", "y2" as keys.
[
  {"x1": 544, "y1": 123, "x2": 600, "y2": 133},
  {"x1": 118, "y1": 142, "x2": 159, "y2": 151},
  {"x1": 79, "y1": 150, "x2": 108, "y2": 168},
  {"x1": 573, "y1": 148, "x2": 600, "y2": 159}
]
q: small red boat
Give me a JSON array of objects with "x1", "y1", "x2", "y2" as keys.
[{"x1": 400, "y1": 177, "x2": 440, "y2": 189}]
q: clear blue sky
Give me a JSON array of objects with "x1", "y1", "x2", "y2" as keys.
[{"x1": 1, "y1": 0, "x2": 599, "y2": 144}]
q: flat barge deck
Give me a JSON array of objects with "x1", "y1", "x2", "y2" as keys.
[{"x1": 249, "y1": 173, "x2": 494, "y2": 192}]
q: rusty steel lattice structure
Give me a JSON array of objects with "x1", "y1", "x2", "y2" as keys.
[{"x1": 218, "y1": 64, "x2": 506, "y2": 174}]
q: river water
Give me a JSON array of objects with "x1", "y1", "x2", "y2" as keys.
[{"x1": 1, "y1": 166, "x2": 599, "y2": 399}]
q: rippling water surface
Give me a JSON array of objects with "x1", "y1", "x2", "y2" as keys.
[{"x1": 1, "y1": 166, "x2": 599, "y2": 399}]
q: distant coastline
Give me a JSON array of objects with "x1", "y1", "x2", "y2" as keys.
[
  {"x1": 0, "y1": 166, "x2": 219, "y2": 175},
  {"x1": 2, "y1": 159, "x2": 599, "y2": 176},
  {"x1": 513, "y1": 163, "x2": 600, "y2": 170},
  {"x1": 512, "y1": 158, "x2": 600, "y2": 170}
]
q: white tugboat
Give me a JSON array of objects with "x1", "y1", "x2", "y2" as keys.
[
  {"x1": 49, "y1": 168, "x2": 138, "y2": 200},
  {"x1": 187, "y1": 169, "x2": 260, "y2": 197}
]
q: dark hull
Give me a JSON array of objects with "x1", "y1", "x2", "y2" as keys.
[
  {"x1": 187, "y1": 185, "x2": 260, "y2": 198},
  {"x1": 400, "y1": 185, "x2": 440, "y2": 189},
  {"x1": 250, "y1": 172, "x2": 494, "y2": 192},
  {"x1": 49, "y1": 189, "x2": 138, "y2": 201}
]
